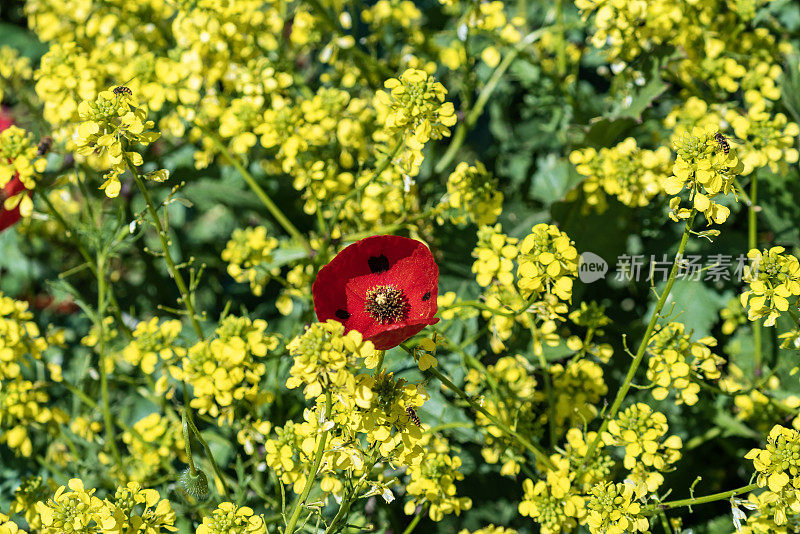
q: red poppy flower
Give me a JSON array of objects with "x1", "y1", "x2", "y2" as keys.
[{"x1": 313, "y1": 235, "x2": 439, "y2": 350}]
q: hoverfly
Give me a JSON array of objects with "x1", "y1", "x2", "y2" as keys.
[
  {"x1": 37, "y1": 136, "x2": 53, "y2": 156},
  {"x1": 405, "y1": 406, "x2": 421, "y2": 427}
]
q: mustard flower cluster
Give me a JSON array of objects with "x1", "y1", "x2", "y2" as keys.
[
  {"x1": 403, "y1": 435, "x2": 472, "y2": 521},
  {"x1": 569, "y1": 138, "x2": 669, "y2": 210},
  {"x1": 0, "y1": 293, "x2": 63, "y2": 457},
  {"x1": 472, "y1": 224, "x2": 518, "y2": 288},
  {"x1": 566, "y1": 302, "x2": 614, "y2": 362},
  {"x1": 664, "y1": 125, "x2": 743, "y2": 224},
  {"x1": 74, "y1": 87, "x2": 160, "y2": 197},
  {"x1": 727, "y1": 105, "x2": 800, "y2": 175},
  {"x1": 374, "y1": 68, "x2": 457, "y2": 150},
  {"x1": 221, "y1": 226, "x2": 279, "y2": 297},
  {"x1": 286, "y1": 320, "x2": 376, "y2": 399},
  {"x1": 586, "y1": 482, "x2": 649, "y2": 534},
  {"x1": 459, "y1": 527, "x2": 518, "y2": 534},
  {"x1": 465, "y1": 356, "x2": 539, "y2": 476},
  {"x1": 173, "y1": 315, "x2": 278, "y2": 424},
  {"x1": 0, "y1": 46, "x2": 33, "y2": 104},
  {"x1": 121, "y1": 413, "x2": 186, "y2": 482},
  {"x1": 646, "y1": 322, "x2": 724, "y2": 405},
  {"x1": 0, "y1": 294, "x2": 49, "y2": 379},
  {"x1": 519, "y1": 472, "x2": 583, "y2": 534},
  {"x1": 196, "y1": 503, "x2": 266, "y2": 534},
  {"x1": 740, "y1": 247, "x2": 800, "y2": 326},
  {"x1": 550, "y1": 359, "x2": 608, "y2": 432},
  {"x1": 445, "y1": 161, "x2": 504, "y2": 226},
  {"x1": 35, "y1": 479, "x2": 176, "y2": 534},
  {"x1": 121, "y1": 317, "x2": 184, "y2": 375},
  {"x1": 0, "y1": 126, "x2": 47, "y2": 217},
  {"x1": 746, "y1": 425, "x2": 800, "y2": 526},
  {"x1": 601, "y1": 403, "x2": 682, "y2": 497},
  {"x1": 576, "y1": 0, "x2": 787, "y2": 107},
  {"x1": 517, "y1": 223, "x2": 579, "y2": 302},
  {"x1": 264, "y1": 408, "x2": 324, "y2": 492}
]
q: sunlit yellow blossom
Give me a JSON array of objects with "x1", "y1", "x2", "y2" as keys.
[
  {"x1": 445, "y1": 161, "x2": 504, "y2": 225},
  {"x1": 375, "y1": 69, "x2": 456, "y2": 150},
  {"x1": 740, "y1": 247, "x2": 800, "y2": 326},
  {"x1": 663, "y1": 125, "x2": 743, "y2": 224},
  {"x1": 197, "y1": 502, "x2": 266, "y2": 534},
  {"x1": 517, "y1": 224, "x2": 578, "y2": 301},
  {"x1": 74, "y1": 87, "x2": 159, "y2": 197}
]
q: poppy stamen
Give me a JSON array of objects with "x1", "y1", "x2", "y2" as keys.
[{"x1": 365, "y1": 285, "x2": 409, "y2": 324}]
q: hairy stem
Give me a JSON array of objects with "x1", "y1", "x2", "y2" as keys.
[
  {"x1": 749, "y1": 176, "x2": 762, "y2": 374},
  {"x1": 644, "y1": 483, "x2": 759, "y2": 514},
  {"x1": 581, "y1": 212, "x2": 697, "y2": 468},
  {"x1": 96, "y1": 251, "x2": 124, "y2": 477},
  {"x1": 123, "y1": 153, "x2": 205, "y2": 339}
]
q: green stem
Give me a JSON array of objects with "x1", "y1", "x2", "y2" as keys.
[
  {"x1": 434, "y1": 28, "x2": 546, "y2": 174},
  {"x1": 96, "y1": 252, "x2": 124, "y2": 477},
  {"x1": 123, "y1": 153, "x2": 205, "y2": 340},
  {"x1": 530, "y1": 323, "x2": 557, "y2": 447},
  {"x1": 284, "y1": 392, "x2": 333, "y2": 534},
  {"x1": 39, "y1": 192, "x2": 132, "y2": 339},
  {"x1": 425, "y1": 365, "x2": 554, "y2": 469},
  {"x1": 182, "y1": 409, "x2": 198, "y2": 476},
  {"x1": 749, "y1": 176, "x2": 762, "y2": 374},
  {"x1": 644, "y1": 483, "x2": 759, "y2": 514},
  {"x1": 197, "y1": 126, "x2": 312, "y2": 256},
  {"x1": 184, "y1": 410, "x2": 231, "y2": 498},
  {"x1": 581, "y1": 212, "x2": 697, "y2": 468},
  {"x1": 401, "y1": 508, "x2": 425, "y2": 534}
]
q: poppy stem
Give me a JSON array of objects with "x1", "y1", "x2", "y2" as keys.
[
  {"x1": 196, "y1": 124, "x2": 313, "y2": 256},
  {"x1": 184, "y1": 406, "x2": 231, "y2": 498},
  {"x1": 182, "y1": 409, "x2": 198, "y2": 477},
  {"x1": 424, "y1": 364, "x2": 554, "y2": 469}
]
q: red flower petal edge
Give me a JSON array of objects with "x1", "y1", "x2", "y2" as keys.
[
  {"x1": 0, "y1": 109, "x2": 24, "y2": 234},
  {"x1": 313, "y1": 235, "x2": 439, "y2": 350}
]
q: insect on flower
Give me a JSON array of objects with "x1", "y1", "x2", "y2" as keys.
[
  {"x1": 113, "y1": 85, "x2": 133, "y2": 95},
  {"x1": 37, "y1": 136, "x2": 53, "y2": 156},
  {"x1": 312, "y1": 235, "x2": 439, "y2": 350},
  {"x1": 714, "y1": 132, "x2": 730, "y2": 155},
  {"x1": 405, "y1": 406, "x2": 421, "y2": 427}
]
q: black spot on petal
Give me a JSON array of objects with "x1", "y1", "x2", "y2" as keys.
[
  {"x1": 422, "y1": 291, "x2": 431, "y2": 301},
  {"x1": 368, "y1": 254, "x2": 390, "y2": 273},
  {"x1": 335, "y1": 309, "x2": 351, "y2": 320}
]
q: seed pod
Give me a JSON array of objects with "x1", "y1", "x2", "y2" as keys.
[{"x1": 179, "y1": 468, "x2": 209, "y2": 499}]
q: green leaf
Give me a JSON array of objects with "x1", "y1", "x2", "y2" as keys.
[
  {"x1": 608, "y1": 76, "x2": 669, "y2": 121},
  {"x1": 529, "y1": 153, "x2": 584, "y2": 206},
  {"x1": 648, "y1": 279, "x2": 731, "y2": 339}
]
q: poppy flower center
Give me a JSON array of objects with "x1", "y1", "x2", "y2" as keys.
[{"x1": 364, "y1": 285, "x2": 409, "y2": 324}]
